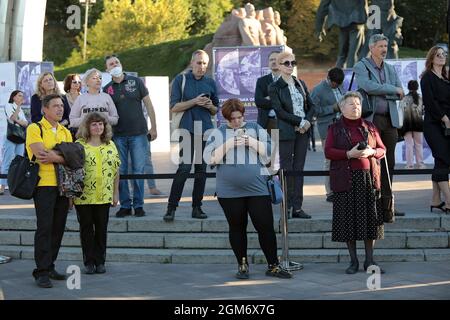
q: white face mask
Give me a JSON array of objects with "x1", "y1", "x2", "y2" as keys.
[{"x1": 109, "y1": 66, "x2": 123, "y2": 78}]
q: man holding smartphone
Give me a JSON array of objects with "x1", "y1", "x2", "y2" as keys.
[{"x1": 165, "y1": 50, "x2": 219, "y2": 222}]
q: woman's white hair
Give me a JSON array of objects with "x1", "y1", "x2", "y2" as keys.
[
  {"x1": 338, "y1": 91, "x2": 363, "y2": 109},
  {"x1": 82, "y1": 68, "x2": 102, "y2": 87}
]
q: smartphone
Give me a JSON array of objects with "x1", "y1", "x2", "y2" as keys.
[
  {"x1": 200, "y1": 93, "x2": 210, "y2": 99},
  {"x1": 147, "y1": 133, "x2": 152, "y2": 141}
]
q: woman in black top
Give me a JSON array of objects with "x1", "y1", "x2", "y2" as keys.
[{"x1": 420, "y1": 46, "x2": 450, "y2": 213}]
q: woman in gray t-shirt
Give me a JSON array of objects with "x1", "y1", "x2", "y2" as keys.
[{"x1": 205, "y1": 98, "x2": 291, "y2": 280}]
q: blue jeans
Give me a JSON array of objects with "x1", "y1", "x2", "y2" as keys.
[
  {"x1": 0, "y1": 139, "x2": 24, "y2": 185},
  {"x1": 145, "y1": 141, "x2": 156, "y2": 189},
  {"x1": 113, "y1": 134, "x2": 148, "y2": 209}
]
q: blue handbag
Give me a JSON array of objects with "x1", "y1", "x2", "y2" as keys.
[{"x1": 267, "y1": 175, "x2": 283, "y2": 204}]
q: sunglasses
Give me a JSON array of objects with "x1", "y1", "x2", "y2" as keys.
[
  {"x1": 436, "y1": 52, "x2": 448, "y2": 58},
  {"x1": 72, "y1": 80, "x2": 81, "y2": 84},
  {"x1": 281, "y1": 60, "x2": 297, "y2": 67}
]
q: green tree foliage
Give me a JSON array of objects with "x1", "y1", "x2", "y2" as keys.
[
  {"x1": 396, "y1": 0, "x2": 448, "y2": 50},
  {"x1": 287, "y1": 0, "x2": 338, "y2": 59},
  {"x1": 188, "y1": 0, "x2": 234, "y2": 35},
  {"x1": 64, "y1": 0, "x2": 191, "y2": 66}
]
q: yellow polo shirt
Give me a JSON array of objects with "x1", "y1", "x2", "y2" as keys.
[{"x1": 26, "y1": 117, "x2": 73, "y2": 187}]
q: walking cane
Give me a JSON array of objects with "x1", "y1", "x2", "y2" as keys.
[{"x1": 279, "y1": 169, "x2": 303, "y2": 271}]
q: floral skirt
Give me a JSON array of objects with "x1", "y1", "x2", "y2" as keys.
[{"x1": 332, "y1": 170, "x2": 384, "y2": 242}]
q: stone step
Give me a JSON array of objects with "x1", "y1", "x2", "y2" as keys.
[
  {"x1": 1, "y1": 214, "x2": 449, "y2": 233},
  {"x1": 1, "y1": 231, "x2": 448, "y2": 250},
  {"x1": 1, "y1": 245, "x2": 450, "y2": 263}
]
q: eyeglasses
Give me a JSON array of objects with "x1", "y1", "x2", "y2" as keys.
[
  {"x1": 72, "y1": 80, "x2": 81, "y2": 84},
  {"x1": 281, "y1": 60, "x2": 297, "y2": 67},
  {"x1": 436, "y1": 52, "x2": 448, "y2": 58},
  {"x1": 42, "y1": 78, "x2": 54, "y2": 83}
]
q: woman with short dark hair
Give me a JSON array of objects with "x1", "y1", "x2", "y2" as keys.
[
  {"x1": 205, "y1": 98, "x2": 292, "y2": 280},
  {"x1": 0, "y1": 90, "x2": 28, "y2": 195}
]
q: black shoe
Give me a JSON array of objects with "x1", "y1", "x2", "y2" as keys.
[
  {"x1": 326, "y1": 194, "x2": 335, "y2": 203},
  {"x1": 345, "y1": 261, "x2": 359, "y2": 274},
  {"x1": 163, "y1": 207, "x2": 176, "y2": 222},
  {"x1": 116, "y1": 208, "x2": 132, "y2": 218},
  {"x1": 192, "y1": 207, "x2": 208, "y2": 219},
  {"x1": 49, "y1": 269, "x2": 67, "y2": 280},
  {"x1": 292, "y1": 209, "x2": 311, "y2": 219},
  {"x1": 266, "y1": 264, "x2": 292, "y2": 279},
  {"x1": 95, "y1": 264, "x2": 106, "y2": 274},
  {"x1": 134, "y1": 207, "x2": 146, "y2": 217},
  {"x1": 364, "y1": 261, "x2": 385, "y2": 274},
  {"x1": 85, "y1": 264, "x2": 96, "y2": 274},
  {"x1": 35, "y1": 275, "x2": 53, "y2": 288},
  {"x1": 430, "y1": 202, "x2": 445, "y2": 213},
  {"x1": 394, "y1": 209, "x2": 405, "y2": 216}
]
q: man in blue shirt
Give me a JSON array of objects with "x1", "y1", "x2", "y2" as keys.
[{"x1": 164, "y1": 50, "x2": 219, "y2": 222}]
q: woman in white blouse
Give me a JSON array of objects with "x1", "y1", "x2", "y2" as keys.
[
  {"x1": 69, "y1": 68, "x2": 119, "y2": 130},
  {"x1": 268, "y1": 52, "x2": 317, "y2": 219},
  {"x1": 0, "y1": 90, "x2": 29, "y2": 195}
]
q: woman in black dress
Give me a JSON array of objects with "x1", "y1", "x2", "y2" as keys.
[
  {"x1": 325, "y1": 92, "x2": 386, "y2": 274},
  {"x1": 420, "y1": 46, "x2": 450, "y2": 214}
]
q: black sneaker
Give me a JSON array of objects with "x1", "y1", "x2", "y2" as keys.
[
  {"x1": 134, "y1": 207, "x2": 146, "y2": 217},
  {"x1": 326, "y1": 194, "x2": 335, "y2": 203},
  {"x1": 163, "y1": 207, "x2": 176, "y2": 222},
  {"x1": 95, "y1": 264, "x2": 106, "y2": 274},
  {"x1": 116, "y1": 208, "x2": 132, "y2": 218},
  {"x1": 85, "y1": 264, "x2": 96, "y2": 274},
  {"x1": 235, "y1": 263, "x2": 249, "y2": 279},
  {"x1": 345, "y1": 261, "x2": 359, "y2": 274},
  {"x1": 265, "y1": 264, "x2": 292, "y2": 279},
  {"x1": 292, "y1": 209, "x2": 311, "y2": 219},
  {"x1": 192, "y1": 207, "x2": 208, "y2": 219},
  {"x1": 364, "y1": 261, "x2": 385, "y2": 274},
  {"x1": 35, "y1": 275, "x2": 53, "y2": 288},
  {"x1": 49, "y1": 269, "x2": 67, "y2": 280}
]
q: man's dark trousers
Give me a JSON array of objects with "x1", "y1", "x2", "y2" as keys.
[
  {"x1": 372, "y1": 114, "x2": 398, "y2": 212},
  {"x1": 168, "y1": 133, "x2": 207, "y2": 208},
  {"x1": 33, "y1": 187, "x2": 69, "y2": 276}
]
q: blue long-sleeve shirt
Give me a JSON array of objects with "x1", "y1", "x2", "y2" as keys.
[{"x1": 170, "y1": 71, "x2": 219, "y2": 134}]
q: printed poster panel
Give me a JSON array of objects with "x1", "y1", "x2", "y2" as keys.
[
  {"x1": 342, "y1": 59, "x2": 430, "y2": 164},
  {"x1": 213, "y1": 46, "x2": 284, "y2": 126}
]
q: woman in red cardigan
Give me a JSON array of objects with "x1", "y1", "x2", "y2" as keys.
[{"x1": 324, "y1": 91, "x2": 386, "y2": 274}]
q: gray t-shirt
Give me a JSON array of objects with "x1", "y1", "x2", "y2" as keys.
[
  {"x1": 103, "y1": 74, "x2": 149, "y2": 137},
  {"x1": 205, "y1": 122, "x2": 271, "y2": 198}
]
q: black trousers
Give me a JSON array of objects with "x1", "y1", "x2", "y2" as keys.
[
  {"x1": 218, "y1": 196, "x2": 278, "y2": 266},
  {"x1": 75, "y1": 204, "x2": 110, "y2": 266},
  {"x1": 33, "y1": 187, "x2": 69, "y2": 276},
  {"x1": 168, "y1": 133, "x2": 207, "y2": 208},
  {"x1": 372, "y1": 114, "x2": 398, "y2": 211},
  {"x1": 279, "y1": 133, "x2": 309, "y2": 211}
]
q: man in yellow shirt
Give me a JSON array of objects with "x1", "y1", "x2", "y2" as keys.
[{"x1": 26, "y1": 94, "x2": 72, "y2": 288}]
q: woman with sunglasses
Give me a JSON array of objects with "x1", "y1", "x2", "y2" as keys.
[
  {"x1": 63, "y1": 74, "x2": 82, "y2": 137},
  {"x1": 269, "y1": 51, "x2": 316, "y2": 219},
  {"x1": 420, "y1": 46, "x2": 450, "y2": 214},
  {"x1": 31, "y1": 72, "x2": 70, "y2": 126}
]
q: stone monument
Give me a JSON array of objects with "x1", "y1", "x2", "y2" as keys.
[{"x1": 238, "y1": 3, "x2": 267, "y2": 46}]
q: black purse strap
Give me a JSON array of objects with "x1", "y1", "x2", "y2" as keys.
[{"x1": 28, "y1": 122, "x2": 43, "y2": 162}]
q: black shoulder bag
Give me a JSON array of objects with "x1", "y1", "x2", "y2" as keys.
[{"x1": 348, "y1": 62, "x2": 375, "y2": 118}]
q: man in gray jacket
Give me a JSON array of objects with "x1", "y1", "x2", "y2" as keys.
[
  {"x1": 311, "y1": 67, "x2": 345, "y2": 202},
  {"x1": 354, "y1": 33, "x2": 405, "y2": 217},
  {"x1": 315, "y1": 0, "x2": 368, "y2": 68}
]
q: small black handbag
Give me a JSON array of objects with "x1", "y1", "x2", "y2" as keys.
[{"x1": 6, "y1": 121, "x2": 26, "y2": 144}]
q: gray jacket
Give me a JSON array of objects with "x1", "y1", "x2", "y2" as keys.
[
  {"x1": 310, "y1": 80, "x2": 343, "y2": 140},
  {"x1": 353, "y1": 57, "x2": 403, "y2": 128}
]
